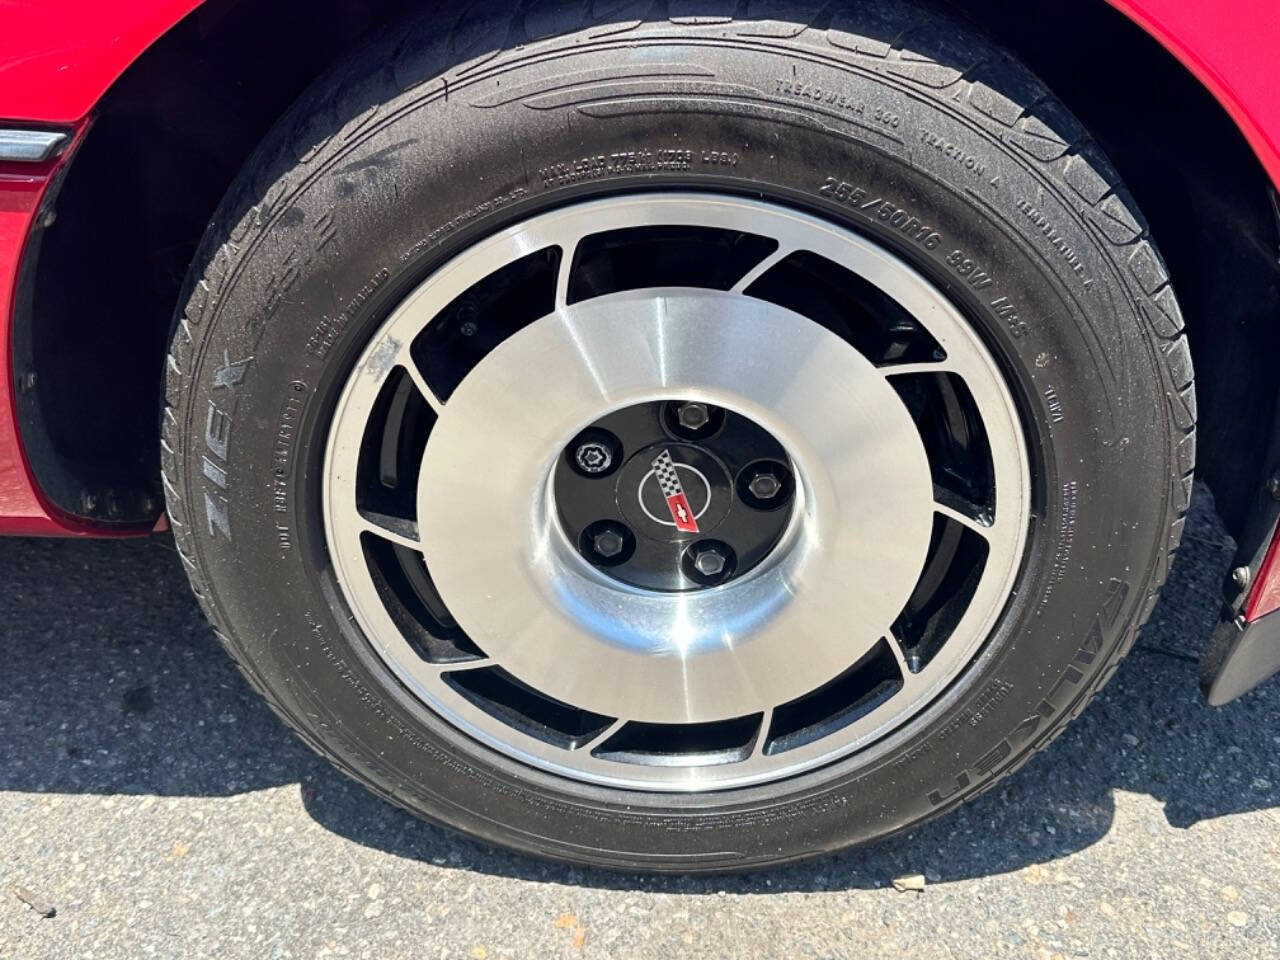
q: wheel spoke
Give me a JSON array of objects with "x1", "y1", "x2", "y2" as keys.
[
  {"x1": 554, "y1": 241, "x2": 577, "y2": 309},
  {"x1": 881, "y1": 359, "x2": 955, "y2": 378},
  {"x1": 749, "y1": 707, "x2": 774, "y2": 759},
  {"x1": 884, "y1": 631, "x2": 916, "y2": 678},
  {"x1": 731, "y1": 245, "x2": 792, "y2": 293},
  {"x1": 397, "y1": 357, "x2": 444, "y2": 415},
  {"x1": 358, "y1": 509, "x2": 422, "y2": 551},
  {"x1": 436, "y1": 657, "x2": 494, "y2": 675},
  {"x1": 933, "y1": 485, "x2": 994, "y2": 537},
  {"x1": 578, "y1": 717, "x2": 627, "y2": 752}
]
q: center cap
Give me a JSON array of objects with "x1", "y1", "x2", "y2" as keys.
[
  {"x1": 620, "y1": 443, "x2": 731, "y2": 541},
  {"x1": 552, "y1": 399, "x2": 796, "y2": 593}
]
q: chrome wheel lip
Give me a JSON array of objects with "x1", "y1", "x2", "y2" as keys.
[{"x1": 323, "y1": 193, "x2": 1031, "y2": 792}]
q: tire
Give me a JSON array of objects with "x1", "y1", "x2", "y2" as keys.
[{"x1": 162, "y1": 0, "x2": 1195, "y2": 871}]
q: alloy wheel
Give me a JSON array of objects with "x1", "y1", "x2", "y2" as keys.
[{"x1": 323, "y1": 193, "x2": 1030, "y2": 791}]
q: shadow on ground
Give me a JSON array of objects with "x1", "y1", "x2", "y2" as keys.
[{"x1": 1, "y1": 487, "x2": 1276, "y2": 891}]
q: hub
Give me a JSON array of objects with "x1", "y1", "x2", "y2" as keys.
[{"x1": 554, "y1": 401, "x2": 795, "y2": 591}]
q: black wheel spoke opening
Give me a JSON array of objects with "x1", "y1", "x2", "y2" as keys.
[
  {"x1": 360, "y1": 534, "x2": 485, "y2": 664},
  {"x1": 762, "y1": 639, "x2": 903, "y2": 755},
  {"x1": 743, "y1": 250, "x2": 945, "y2": 366},
  {"x1": 891, "y1": 516, "x2": 991, "y2": 673},
  {"x1": 566, "y1": 225, "x2": 777, "y2": 303},
  {"x1": 889, "y1": 371, "x2": 996, "y2": 524},
  {"x1": 590, "y1": 714, "x2": 763, "y2": 767},
  {"x1": 409, "y1": 246, "x2": 562, "y2": 402},
  {"x1": 445, "y1": 667, "x2": 616, "y2": 750},
  {"x1": 356, "y1": 367, "x2": 436, "y2": 523}
]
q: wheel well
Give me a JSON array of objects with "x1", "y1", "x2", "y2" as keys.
[
  {"x1": 15, "y1": 0, "x2": 1280, "y2": 534},
  {"x1": 12, "y1": 0, "x2": 424, "y2": 526}
]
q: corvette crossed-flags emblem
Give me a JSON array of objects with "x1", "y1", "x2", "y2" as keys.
[{"x1": 650, "y1": 449, "x2": 700, "y2": 533}]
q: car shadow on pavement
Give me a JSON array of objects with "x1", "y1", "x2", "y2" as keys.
[{"x1": 0, "y1": 486, "x2": 1275, "y2": 891}]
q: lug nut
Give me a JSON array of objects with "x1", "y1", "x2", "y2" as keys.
[
  {"x1": 682, "y1": 539, "x2": 738, "y2": 587},
  {"x1": 686, "y1": 541, "x2": 733, "y2": 583},
  {"x1": 575, "y1": 440, "x2": 613, "y2": 475},
  {"x1": 747, "y1": 471, "x2": 782, "y2": 500},
  {"x1": 582, "y1": 520, "x2": 633, "y2": 567},
  {"x1": 738, "y1": 460, "x2": 793, "y2": 510},
  {"x1": 593, "y1": 529, "x2": 626, "y2": 559},
  {"x1": 676, "y1": 402, "x2": 711, "y2": 431},
  {"x1": 694, "y1": 548, "x2": 726, "y2": 577}
]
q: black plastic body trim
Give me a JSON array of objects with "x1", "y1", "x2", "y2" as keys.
[{"x1": 1201, "y1": 608, "x2": 1280, "y2": 706}]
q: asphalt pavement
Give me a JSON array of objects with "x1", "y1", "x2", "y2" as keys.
[{"x1": 1, "y1": 485, "x2": 1277, "y2": 959}]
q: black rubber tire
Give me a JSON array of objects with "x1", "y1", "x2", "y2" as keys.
[{"x1": 162, "y1": 0, "x2": 1195, "y2": 871}]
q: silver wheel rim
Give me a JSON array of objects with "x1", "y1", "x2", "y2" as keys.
[{"x1": 323, "y1": 193, "x2": 1031, "y2": 791}]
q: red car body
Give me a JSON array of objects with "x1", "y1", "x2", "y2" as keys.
[{"x1": 2, "y1": 0, "x2": 1279, "y2": 699}]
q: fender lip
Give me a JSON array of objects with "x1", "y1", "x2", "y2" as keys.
[{"x1": 1201, "y1": 608, "x2": 1280, "y2": 706}]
